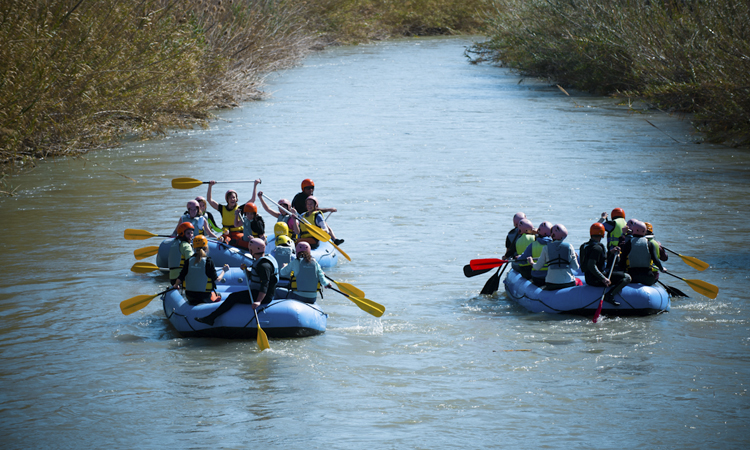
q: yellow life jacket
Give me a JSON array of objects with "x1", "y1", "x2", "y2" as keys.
[
  {"x1": 299, "y1": 211, "x2": 323, "y2": 241},
  {"x1": 219, "y1": 204, "x2": 242, "y2": 232}
]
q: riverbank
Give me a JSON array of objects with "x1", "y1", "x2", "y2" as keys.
[
  {"x1": 472, "y1": 0, "x2": 750, "y2": 146},
  {"x1": 0, "y1": 0, "x2": 485, "y2": 176}
]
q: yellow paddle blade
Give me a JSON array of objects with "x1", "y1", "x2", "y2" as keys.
[
  {"x1": 331, "y1": 241, "x2": 351, "y2": 261},
  {"x1": 685, "y1": 278, "x2": 719, "y2": 300},
  {"x1": 334, "y1": 281, "x2": 365, "y2": 299},
  {"x1": 134, "y1": 246, "x2": 159, "y2": 260},
  {"x1": 120, "y1": 293, "x2": 160, "y2": 315},
  {"x1": 303, "y1": 222, "x2": 330, "y2": 242},
  {"x1": 171, "y1": 177, "x2": 204, "y2": 189},
  {"x1": 348, "y1": 295, "x2": 385, "y2": 318},
  {"x1": 257, "y1": 325, "x2": 270, "y2": 351},
  {"x1": 131, "y1": 262, "x2": 161, "y2": 273},
  {"x1": 124, "y1": 228, "x2": 158, "y2": 240},
  {"x1": 679, "y1": 254, "x2": 710, "y2": 272}
]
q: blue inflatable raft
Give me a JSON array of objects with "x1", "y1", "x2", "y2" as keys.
[{"x1": 502, "y1": 269, "x2": 670, "y2": 317}]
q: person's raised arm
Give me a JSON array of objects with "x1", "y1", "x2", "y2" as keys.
[
  {"x1": 206, "y1": 181, "x2": 220, "y2": 210},
  {"x1": 258, "y1": 192, "x2": 280, "y2": 218},
  {"x1": 247, "y1": 179, "x2": 261, "y2": 204}
]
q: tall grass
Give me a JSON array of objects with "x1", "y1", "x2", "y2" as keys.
[{"x1": 473, "y1": 0, "x2": 750, "y2": 145}]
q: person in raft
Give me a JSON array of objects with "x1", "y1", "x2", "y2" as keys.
[
  {"x1": 172, "y1": 199, "x2": 217, "y2": 238},
  {"x1": 173, "y1": 235, "x2": 229, "y2": 305},
  {"x1": 258, "y1": 193, "x2": 301, "y2": 239},
  {"x1": 168, "y1": 222, "x2": 195, "y2": 285},
  {"x1": 236, "y1": 201, "x2": 266, "y2": 247},
  {"x1": 510, "y1": 219, "x2": 537, "y2": 279},
  {"x1": 529, "y1": 224, "x2": 581, "y2": 290},
  {"x1": 620, "y1": 220, "x2": 664, "y2": 286},
  {"x1": 503, "y1": 212, "x2": 527, "y2": 259},
  {"x1": 195, "y1": 238, "x2": 278, "y2": 326},
  {"x1": 518, "y1": 221, "x2": 553, "y2": 286},
  {"x1": 195, "y1": 196, "x2": 222, "y2": 234},
  {"x1": 279, "y1": 241, "x2": 332, "y2": 303},
  {"x1": 291, "y1": 179, "x2": 343, "y2": 245},
  {"x1": 270, "y1": 222, "x2": 295, "y2": 266},
  {"x1": 298, "y1": 195, "x2": 340, "y2": 249},
  {"x1": 206, "y1": 179, "x2": 260, "y2": 246},
  {"x1": 598, "y1": 208, "x2": 627, "y2": 250},
  {"x1": 580, "y1": 222, "x2": 631, "y2": 306},
  {"x1": 644, "y1": 222, "x2": 669, "y2": 280}
]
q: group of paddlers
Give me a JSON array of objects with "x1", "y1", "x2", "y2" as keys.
[
  {"x1": 166, "y1": 178, "x2": 343, "y2": 325},
  {"x1": 505, "y1": 209, "x2": 667, "y2": 306}
]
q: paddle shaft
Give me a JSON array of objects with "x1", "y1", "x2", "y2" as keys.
[{"x1": 593, "y1": 255, "x2": 618, "y2": 323}]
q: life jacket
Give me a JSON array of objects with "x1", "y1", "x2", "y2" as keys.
[
  {"x1": 290, "y1": 259, "x2": 321, "y2": 295},
  {"x1": 204, "y1": 211, "x2": 222, "y2": 233},
  {"x1": 278, "y1": 214, "x2": 298, "y2": 239},
  {"x1": 272, "y1": 245, "x2": 293, "y2": 267},
  {"x1": 184, "y1": 256, "x2": 214, "y2": 292},
  {"x1": 647, "y1": 237, "x2": 661, "y2": 272},
  {"x1": 179, "y1": 213, "x2": 207, "y2": 235},
  {"x1": 249, "y1": 254, "x2": 279, "y2": 293},
  {"x1": 515, "y1": 234, "x2": 536, "y2": 267},
  {"x1": 579, "y1": 240, "x2": 606, "y2": 273},
  {"x1": 242, "y1": 215, "x2": 265, "y2": 241},
  {"x1": 218, "y1": 204, "x2": 242, "y2": 232},
  {"x1": 530, "y1": 238, "x2": 550, "y2": 277},
  {"x1": 299, "y1": 211, "x2": 324, "y2": 241},
  {"x1": 607, "y1": 218, "x2": 627, "y2": 248},
  {"x1": 544, "y1": 241, "x2": 573, "y2": 270},
  {"x1": 627, "y1": 236, "x2": 652, "y2": 269},
  {"x1": 168, "y1": 238, "x2": 193, "y2": 280}
]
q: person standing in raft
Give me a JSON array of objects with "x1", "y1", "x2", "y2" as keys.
[
  {"x1": 235, "y1": 201, "x2": 265, "y2": 248},
  {"x1": 529, "y1": 224, "x2": 580, "y2": 290},
  {"x1": 510, "y1": 219, "x2": 537, "y2": 279},
  {"x1": 580, "y1": 222, "x2": 631, "y2": 306},
  {"x1": 206, "y1": 179, "x2": 260, "y2": 246},
  {"x1": 503, "y1": 212, "x2": 527, "y2": 259},
  {"x1": 169, "y1": 222, "x2": 195, "y2": 285},
  {"x1": 195, "y1": 238, "x2": 278, "y2": 326},
  {"x1": 598, "y1": 208, "x2": 627, "y2": 250},
  {"x1": 173, "y1": 200, "x2": 217, "y2": 238},
  {"x1": 278, "y1": 241, "x2": 332, "y2": 303},
  {"x1": 291, "y1": 179, "x2": 343, "y2": 245},
  {"x1": 621, "y1": 220, "x2": 664, "y2": 286},
  {"x1": 258, "y1": 193, "x2": 300, "y2": 239},
  {"x1": 519, "y1": 221, "x2": 553, "y2": 286},
  {"x1": 298, "y1": 196, "x2": 341, "y2": 249},
  {"x1": 173, "y1": 235, "x2": 229, "y2": 305},
  {"x1": 195, "y1": 196, "x2": 222, "y2": 234}
]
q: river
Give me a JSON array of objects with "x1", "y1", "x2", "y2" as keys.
[{"x1": 1, "y1": 36, "x2": 748, "y2": 449}]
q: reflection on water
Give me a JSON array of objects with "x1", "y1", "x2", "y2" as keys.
[{"x1": 1, "y1": 36, "x2": 749, "y2": 448}]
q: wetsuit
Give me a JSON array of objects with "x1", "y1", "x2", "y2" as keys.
[
  {"x1": 580, "y1": 239, "x2": 631, "y2": 304},
  {"x1": 291, "y1": 192, "x2": 309, "y2": 216}
]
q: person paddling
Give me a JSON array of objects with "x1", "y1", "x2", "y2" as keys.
[
  {"x1": 195, "y1": 196, "x2": 222, "y2": 233},
  {"x1": 510, "y1": 218, "x2": 536, "y2": 279},
  {"x1": 278, "y1": 241, "x2": 332, "y2": 303},
  {"x1": 529, "y1": 224, "x2": 580, "y2": 290},
  {"x1": 621, "y1": 220, "x2": 664, "y2": 286},
  {"x1": 258, "y1": 193, "x2": 300, "y2": 239},
  {"x1": 519, "y1": 221, "x2": 553, "y2": 286},
  {"x1": 236, "y1": 201, "x2": 266, "y2": 247},
  {"x1": 580, "y1": 223, "x2": 631, "y2": 306},
  {"x1": 291, "y1": 179, "x2": 342, "y2": 245},
  {"x1": 503, "y1": 212, "x2": 527, "y2": 259},
  {"x1": 173, "y1": 199, "x2": 217, "y2": 238},
  {"x1": 173, "y1": 235, "x2": 229, "y2": 305},
  {"x1": 207, "y1": 179, "x2": 260, "y2": 245},
  {"x1": 298, "y1": 196, "x2": 341, "y2": 249},
  {"x1": 168, "y1": 222, "x2": 195, "y2": 285}
]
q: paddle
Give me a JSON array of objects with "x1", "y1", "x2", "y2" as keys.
[
  {"x1": 661, "y1": 246, "x2": 709, "y2": 272},
  {"x1": 463, "y1": 264, "x2": 494, "y2": 278},
  {"x1": 657, "y1": 280, "x2": 689, "y2": 298},
  {"x1": 131, "y1": 262, "x2": 161, "y2": 273},
  {"x1": 246, "y1": 277, "x2": 269, "y2": 351},
  {"x1": 593, "y1": 255, "x2": 618, "y2": 323},
  {"x1": 328, "y1": 286, "x2": 385, "y2": 317},
  {"x1": 134, "y1": 246, "x2": 160, "y2": 260},
  {"x1": 262, "y1": 194, "x2": 351, "y2": 261},
  {"x1": 324, "y1": 275, "x2": 365, "y2": 298},
  {"x1": 124, "y1": 229, "x2": 171, "y2": 240},
  {"x1": 470, "y1": 258, "x2": 510, "y2": 271},
  {"x1": 660, "y1": 271, "x2": 719, "y2": 299},
  {"x1": 480, "y1": 262, "x2": 508, "y2": 295},
  {"x1": 120, "y1": 288, "x2": 173, "y2": 315},
  {"x1": 171, "y1": 177, "x2": 260, "y2": 190}
]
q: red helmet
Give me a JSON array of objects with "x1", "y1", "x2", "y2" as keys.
[
  {"x1": 177, "y1": 222, "x2": 194, "y2": 236},
  {"x1": 513, "y1": 212, "x2": 526, "y2": 227},
  {"x1": 551, "y1": 224, "x2": 568, "y2": 241},
  {"x1": 518, "y1": 218, "x2": 534, "y2": 234},
  {"x1": 301, "y1": 179, "x2": 315, "y2": 190},
  {"x1": 590, "y1": 222, "x2": 606, "y2": 237},
  {"x1": 611, "y1": 208, "x2": 625, "y2": 219},
  {"x1": 248, "y1": 238, "x2": 265, "y2": 255},
  {"x1": 537, "y1": 221, "x2": 553, "y2": 238},
  {"x1": 243, "y1": 202, "x2": 258, "y2": 214},
  {"x1": 645, "y1": 222, "x2": 654, "y2": 234},
  {"x1": 295, "y1": 241, "x2": 311, "y2": 254}
]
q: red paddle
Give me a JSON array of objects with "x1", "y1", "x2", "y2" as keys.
[{"x1": 469, "y1": 258, "x2": 510, "y2": 271}]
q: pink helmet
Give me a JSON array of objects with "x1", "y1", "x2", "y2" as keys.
[
  {"x1": 306, "y1": 196, "x2": 319, "y2": 208},
  {"x1": 630, "y1": 220, "x2": 648, "y2": 237},
  {"x1": 551, "y1": 224, "x2": 568, "y2": 241},
  {"x1": 278, "y1": 199, "x2": 291, "y2": 210},
  {"x1": 295, "y1": 241, "x2": 311, "y2": 254},
  {"x1": 513, "y1": 212, "x2": 526, "y2": 227},
  {"x1": 194, "y1": 196, "x2": 207, "y2": 206},
  {"x1": 225, "y1": 189, "x2": 238, "y2": 202},
  {"x1": 518, "y1": 218, "x2": 534, "y2": 234},
  {"x1": 248, "y1": 238, "x2": 265, "y2": 255},
  {"x1": 186, "y1": 199, "x2": 199, "y2": 210},
  {"x1": 537, "y1": 221, "x2": 553, "y2": 237}
]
